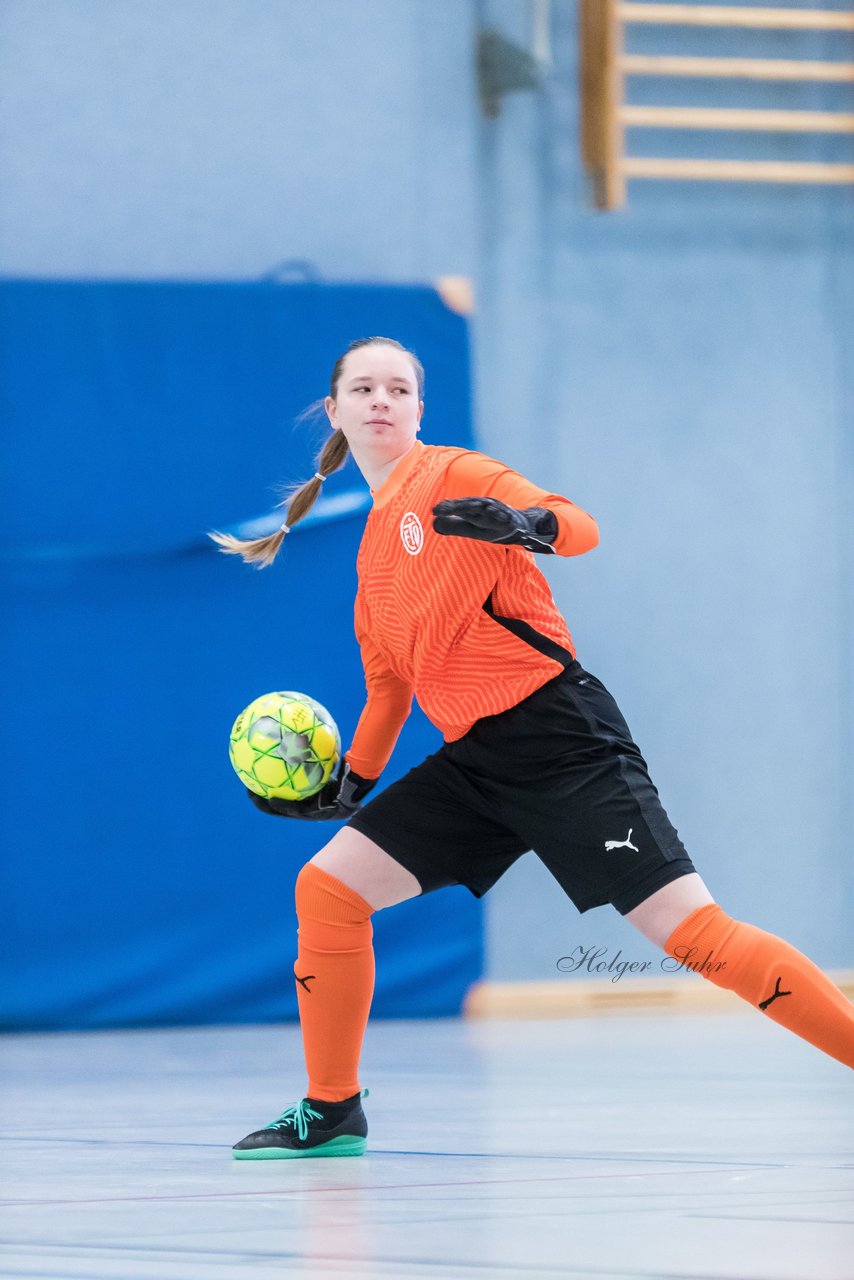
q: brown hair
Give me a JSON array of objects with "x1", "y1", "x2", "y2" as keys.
[{"x1": 209, "y1": 337, "x2": 424, "y2": 568}]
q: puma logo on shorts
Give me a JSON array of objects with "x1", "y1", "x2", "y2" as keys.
[{"x1": 605, "y1": 828, "x2": 639, "y2": 853}]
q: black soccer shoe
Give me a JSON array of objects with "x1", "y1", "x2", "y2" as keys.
[{"x1": 232, "y1": 1088, "x2": 369, "y2": 1160}]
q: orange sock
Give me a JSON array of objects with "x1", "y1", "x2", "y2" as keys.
[
  {"x1": 293, "y1": 863, "x2": 375, "y2": 1102},
  {"x1": 664, "y1": 904, "x2": 854, "y2": 1069}
]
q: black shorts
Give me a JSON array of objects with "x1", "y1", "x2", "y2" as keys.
[{"x1": 347, "y1": 660, "x2": 697, "y2": 915}]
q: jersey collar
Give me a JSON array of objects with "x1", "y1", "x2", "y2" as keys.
[{"x1": 369, "y1": 439, "x2": 425, "y2": 509}]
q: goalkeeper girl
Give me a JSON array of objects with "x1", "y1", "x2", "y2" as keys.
[{"x1": 212, "y1": 336, "x2": 854, "y2": 1159}]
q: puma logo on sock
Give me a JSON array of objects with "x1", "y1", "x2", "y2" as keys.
[
  {"x1": 605, "y1": 828, "x2": 639, "y2": 853},
  {"x1": 758, "y1": 976, "x2": 791, "y2": 1010},
  {"x1": 295, "y1": 974, "x2": 316, "y2": 993}
]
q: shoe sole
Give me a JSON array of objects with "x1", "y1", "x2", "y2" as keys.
[{"x1": 232, "y1": 1135, "x2": 367, "y2": 1160}]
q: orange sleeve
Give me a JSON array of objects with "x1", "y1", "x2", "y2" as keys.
[
  {"x1": 444, "y1": 451, "x2": 599, "y2": 557},
  {"x1": 344, "y1": 593, "x2": 414, "y2": 780}
]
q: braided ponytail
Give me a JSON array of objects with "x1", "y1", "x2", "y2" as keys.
[{"x1": 209, "y1": 428, "x2": 349, "y2": 568}]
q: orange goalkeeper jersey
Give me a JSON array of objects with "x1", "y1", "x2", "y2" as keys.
[{"x1": 344, "y1": 441, "x2": 599, "y2": 780}]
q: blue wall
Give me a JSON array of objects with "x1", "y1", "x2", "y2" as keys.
[
  {"x1": 1, "y1": 0, "x2": 851, "y2": 1008},
  {"x1": 0, "y1": 0, "x2": 477, "y2": 283},
  {"x1": 0, "y1": 282, "x2": 481, "y2": 1028}
]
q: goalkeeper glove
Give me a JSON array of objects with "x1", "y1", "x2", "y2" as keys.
[
  {"x1": 246, "y1": 762, "x2": 377, "y2": 822},
  {"x1": 432, "y1": 497, "x2": 558, "y2": 554}
]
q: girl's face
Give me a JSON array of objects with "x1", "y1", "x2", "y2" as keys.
[{"x1": 325, "y1": 345, "x2": 423, "y2": 459}]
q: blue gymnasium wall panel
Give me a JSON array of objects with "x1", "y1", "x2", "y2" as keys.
[{"x1": 0, "y1": 280, "x2": 480, "y2": 1030}]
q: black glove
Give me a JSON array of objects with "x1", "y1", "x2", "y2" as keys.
[
  {"x1": 432, "y1": 497, "x2": 558, "y2": 554},
  {"x1": 246, "y1": 762, "x2": 377, "y2": 822}
]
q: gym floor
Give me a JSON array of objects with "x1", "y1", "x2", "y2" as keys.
[{"x1": 2, "y1": 1013, "x2": 851, "y2": 1279}]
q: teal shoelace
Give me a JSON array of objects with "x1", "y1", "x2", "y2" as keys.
[{"x1": 265, "y1": 1101, "x2": 325, "y2": 1141}]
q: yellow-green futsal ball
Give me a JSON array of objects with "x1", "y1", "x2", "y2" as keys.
[{"x1": 229, "y1": 691, "x2": 341, "y2": 801}]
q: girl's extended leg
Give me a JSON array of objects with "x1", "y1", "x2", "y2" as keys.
[
  {"x1": 294, "y1": 827, "x2": 422, "y2": 1102},
  {"x1": 625, "y1": 876, "x2": 854, "y2": 1069}
]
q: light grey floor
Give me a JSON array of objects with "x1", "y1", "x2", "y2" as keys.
[{"x1": 1, "y1": 1013, "x2": 852, "y2": 1280}]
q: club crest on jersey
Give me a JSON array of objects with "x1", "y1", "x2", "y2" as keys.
[{"x1": 400, "y1": 511, "x2": 424, "y2": 555}]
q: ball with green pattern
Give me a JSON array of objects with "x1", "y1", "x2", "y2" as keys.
[{"x1": 229, "y1": 691, "x2": 341, "y2": 801}]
